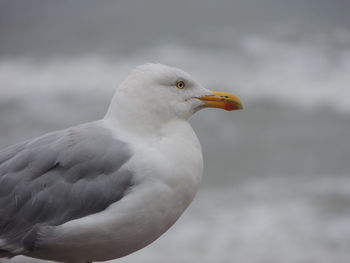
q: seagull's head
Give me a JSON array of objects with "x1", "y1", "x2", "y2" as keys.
[{"x1": 107, "y1": 63, "x2": 243, "y2": 130}]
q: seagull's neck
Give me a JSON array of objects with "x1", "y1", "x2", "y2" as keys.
[
  {"x1": 104, "y1": 109, "x2": 203, "y2": 193},
  {"x1": 103, "y1": 99, "x2": 203, "y2": 200},
  {"x1": 104, "y1": 94, "x2": 187, "y2": 138},
  {"x1": 104, "y1": 111, "x2": 175, "y2": 138},
  {"x1": 104, "y1": 111, "x2": 194, "y2": 142},
  {"x1": 103, "y1": 99, "x2": 201, "y2": 156}
]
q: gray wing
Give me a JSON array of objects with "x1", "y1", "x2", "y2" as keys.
[{"x1": 0, "y1": 122, "x2": 133, "y2": 254}]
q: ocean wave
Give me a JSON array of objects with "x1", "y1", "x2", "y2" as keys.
[{"x1": 1, "y1": 33, "x2": 350, "y2": 111}]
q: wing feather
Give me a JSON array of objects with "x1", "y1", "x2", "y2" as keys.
[{"x1": 0, "y1": 122, "x2": 134, "y2": 253}]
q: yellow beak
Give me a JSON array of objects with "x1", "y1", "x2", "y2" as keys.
[{"x1": 199, "y1": 91, "x2": 244, "y2": 111}]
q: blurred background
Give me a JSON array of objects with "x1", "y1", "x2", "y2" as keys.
[{"x1": 1, "y1": 0, "x2": 350, "y2": 262}]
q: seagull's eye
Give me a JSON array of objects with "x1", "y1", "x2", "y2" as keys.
[{"x1": 176, "y1": 81, "x2": 185, "y2": 89}]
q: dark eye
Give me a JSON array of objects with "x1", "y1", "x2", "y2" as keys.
[{"x1": 176, "y1": 81, "x2": 185, "y2": 89}]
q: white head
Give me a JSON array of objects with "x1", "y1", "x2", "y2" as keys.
[{"x1": 105, "y1": 63, "x2": 243, "y2": 132}]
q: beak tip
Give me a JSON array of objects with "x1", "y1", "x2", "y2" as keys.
[{"x1": 224, "y1": 101, "x2": 244, "y2": 111}]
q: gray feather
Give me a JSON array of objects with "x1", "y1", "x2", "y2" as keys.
[{"x1": 0, "y1": 121, "x2": 134, "y2": 253}]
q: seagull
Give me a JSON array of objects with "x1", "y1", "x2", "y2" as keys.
[{"x1": 0, "y1": 63, "x2": 243, "y2": 263}]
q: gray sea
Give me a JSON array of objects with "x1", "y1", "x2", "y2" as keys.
[{"x1": 1, "y1": 35, "x2": 350, "y2": 262}]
